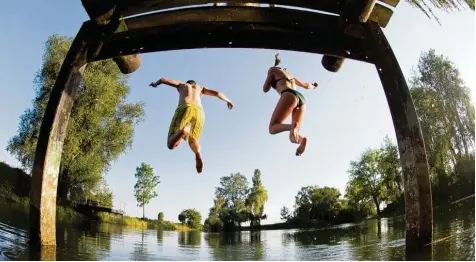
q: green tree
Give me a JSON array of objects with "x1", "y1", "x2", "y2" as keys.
[
  {"x1": 377, "y1": 136, "x2": 402, "y2": 202},
  {"x1": 158, "y1": 212, "x2": 164, "y2": 222},
  {"x1": 215, "y1": 172, "x2": 250, "y2": 230},
  {"x1": 347, "y1": 149, "x2": 387, "y2": 215},
  {"x1": 91, "y1": 179, "x2": 113, "y2": 207},
  {"x1": 293, "y1": 185, "x2": 342, "y2": 221},
  {"x1": 6, "y1": 34, "x2": 145, "y2": 203},
  {"x1": 179, "y1": 209, "x2": 202, "y2": 229},
  {"x1": 280, "y1": 206, "x2": 292, "y2": 221},
  {"x1": 311, "y1": 186, "x2": 341, "y2": 220},
  {"x1": 133, "y1": 163, "x2": 160, "y2": 219},
  {"x1": 294, "y1": 185, "x2": 317, "y2": 220},
  {"x1": 204, "y1": 196, "x2": 226, "y2": 232},
  {"x1": 178, "y1": 212, "x2": 186, "y2": 225},
  {"x1": 411, "y1": 49, "x2": 474, "y2": 171},
  {"x1": 246, "y1": 169, "x2": 268, "y2": 229},
  {"x1": 410, "y1": 49, "x2": 475, "y2": 202}
]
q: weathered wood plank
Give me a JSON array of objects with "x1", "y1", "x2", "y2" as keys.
[
  {"x1": 81, "y1": 0, "x2": 142, "y2": 74},
  {"x1": 369, "y1": 3, "x2": 393, "y2": 28},
  {"x1": 122, "y1": 6, "x2": 346, "y2": 33},
  {"x1": 96, "y1": 7, "x2": 374, "y2": 63},
  {"x1": 367, "y1": 21, "x2": 433, "y2": 251},
  {"x1": 29, "y1": 23, "x2": 100, "y2": 246},
  {"x1": 321, "y1": 0, "x2": 375, "y2": 73},
  {"x1": 115, "y1": 0, "x2": 345, "y2": 17},
  {"x1": 97, "y1": 21, "x2": 374, "y2": 64},
  {"x1": 378, "y1": 0, "x2": 399, "y2": 7}
]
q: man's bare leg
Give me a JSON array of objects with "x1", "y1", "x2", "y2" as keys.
[
  {"x1": 188, "y1": 138, "x2": 203, "y2": 173},
  {"x1": 296, "y1": 137, "x2": 307, "y2": 156},
  {"x1": 167, "y1": 123, "x2": 191, "y2": 150}
]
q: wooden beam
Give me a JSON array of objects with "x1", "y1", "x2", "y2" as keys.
[
  {"x1": 81, "y1": 0, "x2": 117, "y2": 26},
  {"x1": 122, "y1": 6, "x2": 347, "y2": 34},
  {"x1": 378, "y1": 0, "x2": 399, "y2": 7},
  {"x1": 321, "y1": 0, "x2": 376, "y2": 73},
  {"x1": 367, "y1": 21, "x2": 433, "y2": 251},
  {"x1": 81, "y1": 0, "x2": 142, "y2": 74},
  {"x1": 115, "y1": 0, "x2": 345, "y2": 17},
  {"x1": 369, "y1": 3, "x2": 393, "y2": 28},
  {"x1": 29, "y1": 23, "x2": 103, "y2": 246},
  {"x1": 95, "y1": 7, "x2": 373, "y2": 62},
  {"x1": 96, "y1": 22, "x2": 374, "y2": 63}
]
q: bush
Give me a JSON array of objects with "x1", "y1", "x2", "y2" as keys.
[
  {"x1": 97, "y1": 212, "x2": 147, "y2": 228},
  {"x1": 56, "y1": 205, "x2": 88, "y2": 224}
]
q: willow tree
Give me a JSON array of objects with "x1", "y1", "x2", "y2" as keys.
[
  {"x1": 410, "y1": 49, "x2": 475, "y2": 201},
  {"x1": 408, "y1": 0, "x2": 474, "y2": 24},
  {"x1": 7, "y1": 34, "x2": 145, "y2": 203},
  {"x1": 246, "y1": 169, "x2": 268, "y2": 229}
]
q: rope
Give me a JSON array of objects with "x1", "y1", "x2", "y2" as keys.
[{"x1": 316, "y1": 73, "x2": 335, "y2": 98}]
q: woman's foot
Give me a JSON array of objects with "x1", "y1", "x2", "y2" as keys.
[
  {"x1": 195, "y1": 152, "x2": 204, "y2": 173},
  {"x1": 289, "y1": 122, "x2": 300, "y2": 144},
  {"x1": 296, "y1": 137, "x2": 307, "y2": 156}
]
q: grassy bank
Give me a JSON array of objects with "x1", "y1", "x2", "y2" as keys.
[
  {"x1": 96, "y1": 212, "x2": 148, "y2": 228},
  {"x1": 0, "y1": 182, "x2": 89, "y2": 224},
  {"x1": 147, "y1": 219, "x2": 192, "y2": 231}
]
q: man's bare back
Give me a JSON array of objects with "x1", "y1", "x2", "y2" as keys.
[{"x1": 176, "y1": 82, "x2": 205, "y2": 106}]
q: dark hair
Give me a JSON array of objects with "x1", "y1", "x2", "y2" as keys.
[
  {"x1": 186, "y1": 80, "x2": 196, "y2": 85},
  {"x1": 274, "y1": 53, "x2": 281, "y2": 67}
]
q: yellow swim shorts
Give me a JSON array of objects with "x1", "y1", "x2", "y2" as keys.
[{"x1": 168, "y1": 103, "x2": 205, "y2": 141}]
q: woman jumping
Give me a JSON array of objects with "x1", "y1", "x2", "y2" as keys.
[{"x1": 262, "y1": 54, "x2": 318, "y2": 156}]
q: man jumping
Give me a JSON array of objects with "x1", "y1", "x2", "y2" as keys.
[{"x1": 150, "y1": 78, "x2": 234, "y2": 173}]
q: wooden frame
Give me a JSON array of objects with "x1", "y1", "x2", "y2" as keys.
[{"x1": 30, "y1": 1, "x2": 432, "y2": 254}]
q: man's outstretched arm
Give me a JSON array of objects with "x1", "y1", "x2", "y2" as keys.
[
  {"x1": 202, "y1": 87, "x2": 234, "y2": 109},
  {"x1": 150, "y1": 77, "x2": 184, "y2": 88}
]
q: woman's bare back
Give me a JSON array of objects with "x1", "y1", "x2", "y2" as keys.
[{"x1": 269, "y1": 67, "x2": 296, "y2": 93}]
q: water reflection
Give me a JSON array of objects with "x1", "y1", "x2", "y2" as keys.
[
  {"x1": 130, "y1": 229, "x2": 152, "y2": 261},
  {"x1": 0, "y1": 198, "x2": 474, "y2": 260},
  {"x1": 178, "y1": 231, "x2": 201, "y2": 247}
]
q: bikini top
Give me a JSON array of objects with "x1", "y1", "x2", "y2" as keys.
[{"x1": 269, "y1": 67, "x2": 294, "y2": 89}]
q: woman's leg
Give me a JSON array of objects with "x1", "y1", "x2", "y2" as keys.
[
  {"x1": 269, "y1": 92, "x2": 298, "y2": 135},
  {"x1": 290, "y1": 104, "x2": 305, "y2": 143},
  {"x1": 291, "y1": 104, "x2": 307, "y2": 156}
]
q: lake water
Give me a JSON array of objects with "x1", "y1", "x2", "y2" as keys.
[{"x1": 0, "y1": 198, "x2": 474, "y2": 260}]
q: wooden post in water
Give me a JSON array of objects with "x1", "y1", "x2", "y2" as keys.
[
  {"x1": 29, "y1": 23, "x2": 101, "y2": 246},
  {"x1": 366, "y1": 21, "x2": 433, "y2": 251}
]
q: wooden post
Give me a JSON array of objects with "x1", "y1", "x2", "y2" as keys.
[
  {"x1": 81, "y1": 0, "x2": 142, "y2": 74},
  {"x1": 321, "y1": 0, "x2": 376, "y2": 72},
  {"x1": 367, "y1": 21, "x2": 433, "y2": 251},
  {"x1": 29, "y1": 23, "x2": 102, "y2": 246}
]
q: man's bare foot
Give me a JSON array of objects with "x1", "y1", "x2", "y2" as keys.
[
  {"x1": 296, "y1": 137, "x2": 307, "y2": 156},
  {"x1": 289, "y1": 122, "x2": 300, "y2": 144},
  {"x1": 195, "y1": 152, "x2": 204, "y2": 173},
  {"x1": 182, "y1": 123, "x2": 191, "y2": 141}
]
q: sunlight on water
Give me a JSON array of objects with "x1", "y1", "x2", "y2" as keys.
[{"x1": 0, "y1": 198, "x2": 474, "y2": 261}]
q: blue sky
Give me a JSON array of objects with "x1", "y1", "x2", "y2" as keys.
[{"x1": 0, "y1": 1, "x2": 474, "y2": 224}]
